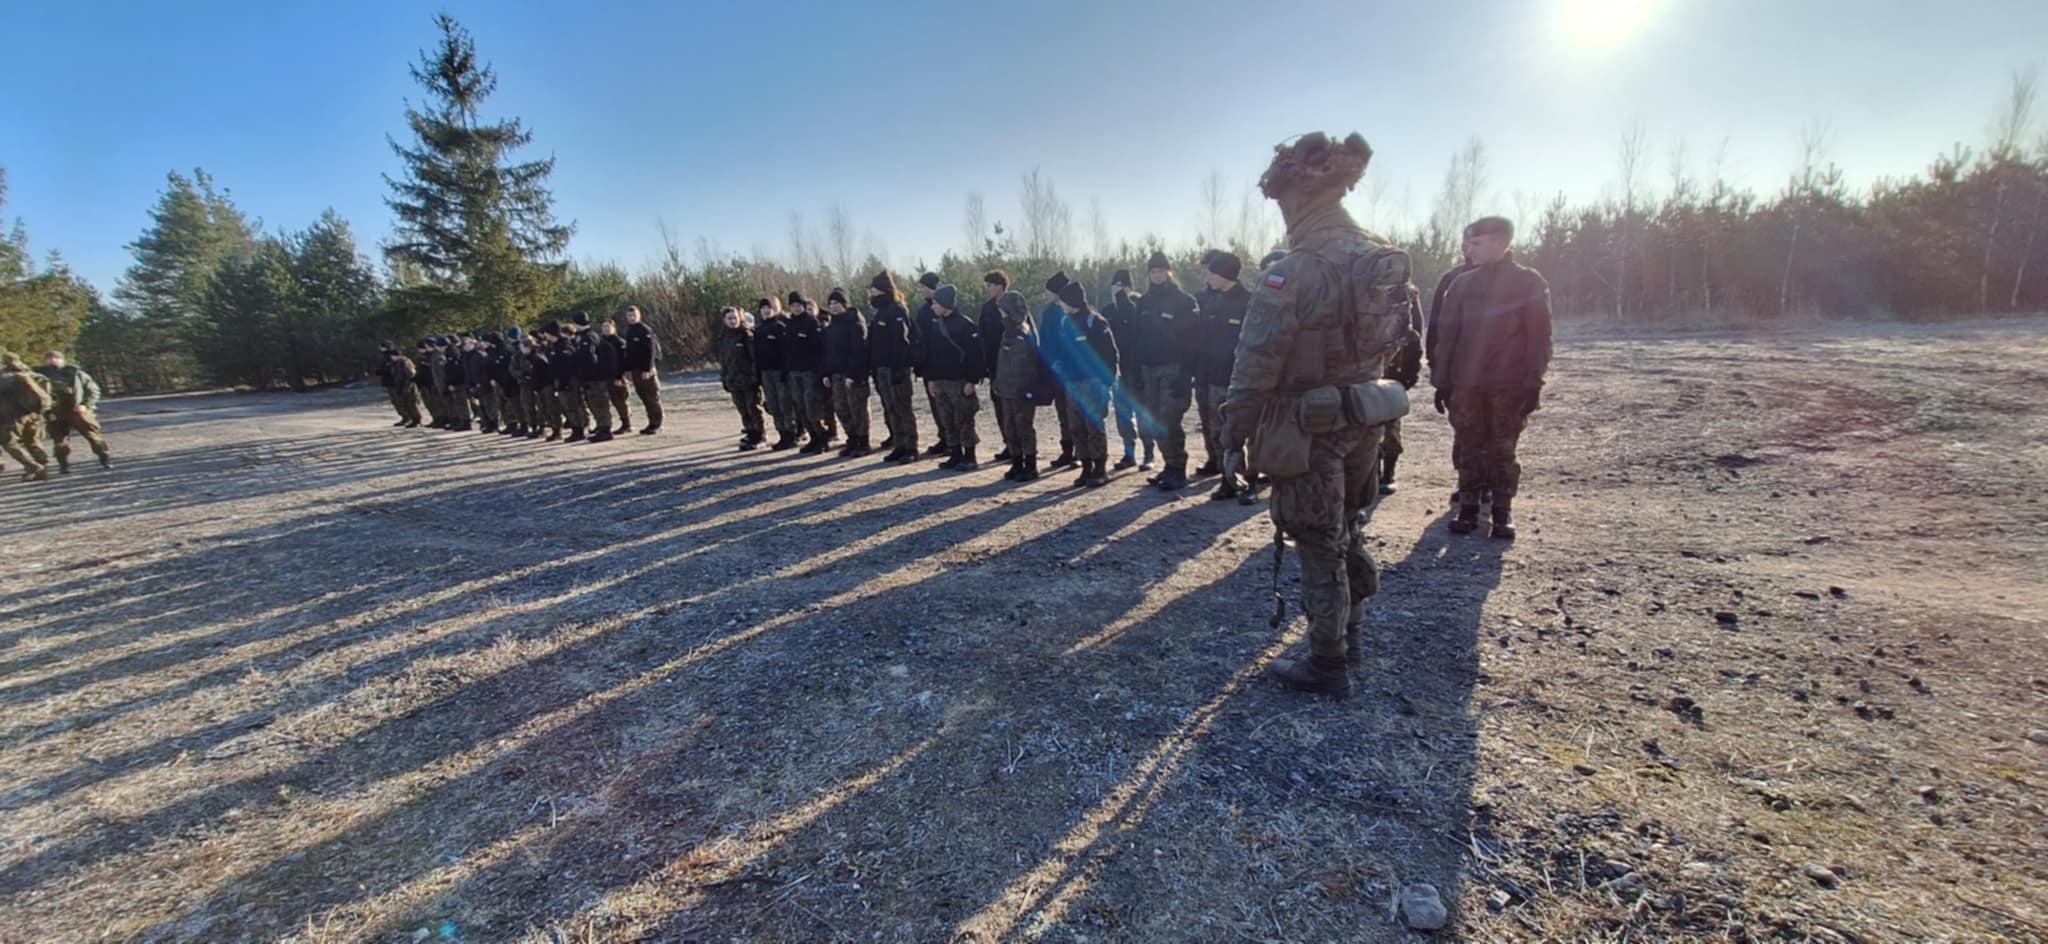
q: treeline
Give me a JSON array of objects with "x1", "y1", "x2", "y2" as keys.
[{"x1": 5, "y1": 16, "x2": 2043, "y2": 396}]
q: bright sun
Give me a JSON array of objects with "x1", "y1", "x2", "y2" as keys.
[{"x1": 1559, "y1": 0, "x2": 1656, "y2": 48}]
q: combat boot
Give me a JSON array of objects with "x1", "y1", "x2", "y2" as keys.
[
  {"x1": 1003, "y1": 457, "x2": 1024, "y2": 481},
  {"x1": 566, "y1": 428, "x2": 586, "y2": 443},
  {"x1": 57, "y1": 456, "x2": 71, "y2": 475},
  {"x1": 993, "y1": 446, "x2": 1014, "y2": 462},
  {"x1": 525, "y1": 428, "x2": 541, "y2": 440},
  {"x1": 1490, "y1": 497, "x2": 1517, "y2": 540},
  {"x1": 926, "y1": 441, "x2": 950, "y2": 456},
  {"x1": 1194, "y1": 458, "x2": 1220, "y2": 476},
  {"x1": 891, "y1": 447, "x2": 919, "y2": 465},
  {"x1": 392, "y1": 418, "x2": 409, "y2": 427},
  {"x1": 1139, "y1": 445, "x2": 1156, "y2": 471},
  {"x1": 938, "y1": 448, "x2": 964, "y2": 470},
  {"x1": 98, "y1": 454, "x2": 112, "y2": 470},
  {"x1": 1268, "y1": 654, "x2": 1351, "y2": 697},
  {"x1": 590, "y1": 429, "x2": 615, "y2": 443},
  {"x1": 1209, "y1": 479, "x2": 1239, "y2": 502},
  {"x1": 1085, "y1": 460, "x2": 1110, "y2": 488},
  {"x1": 1018, "y1": 456, "x2": 1041, "y2": 482},
  {"x1": 955, "y1": 448, "x2": 980, "y2": 472},
  {"x1": 616, "y1": 421, "x2": 631, "y2": 435},
  {"x1": 640, "y1": 425, "x2": 660, "y2": 436},
  {"x1": 1114, "y1": 448, "x2": 1136, "y2": 471},
  {"x1": 1154, "y1": 463, "x2": 1188, "y2": 491},
  {"x1": 1049, "y1": 447, "x2": 1078, "y2": 470},
  {"x1": 545, "y1": 430, "x2": 561, "y2": 442},
  {"x1": 1448, "y1": 503, "x2": 1480, "y2": 534},
  {"x1": 1379, "y1": 455, "x2": 1399, "y2": 495},
  {"x1": 847, "y1": 438, "x2": 872, "y2": 458},
  {"x1": 770, "y1": 434, "x2": 796, "y2": 450},
  {"x1": 799, "y1": 438, "x2": 825, "y2": 455}
]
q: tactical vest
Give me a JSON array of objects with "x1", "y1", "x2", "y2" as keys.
[{"x1": 1276, "y1": 233, "x2": 1417, "y2": 392}]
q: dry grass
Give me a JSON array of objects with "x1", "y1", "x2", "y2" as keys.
[{"x1": 1, "y1": 319, "x2": 2044, "y2": 943}]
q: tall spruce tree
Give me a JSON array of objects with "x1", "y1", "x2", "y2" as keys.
[
  {"x1": 383, "y1": 14, "x2": 570, "y2": 328},
  {"x1": 108, "y1": 169, "x2": 254, "y2": 387}
]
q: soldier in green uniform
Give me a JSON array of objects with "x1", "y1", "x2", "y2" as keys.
[
  {"x1": 717, "y1": 306, "x2": 766, "y2": 449},
  {"x1": 1222, "y1": 132, "x2": 1416, "y2": 696},
  {"x1": 380, "y1": 345, "x2": 424, "y2": 430},
  {"x1": 36, "y1": 351, "x2": 115, "y2": 470},
  {"x1": 1, "y1": 354, "x2": 53, "y2": 481}
]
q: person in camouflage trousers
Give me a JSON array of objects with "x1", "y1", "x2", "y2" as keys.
[
  {"x1": 866, "y1": 273, "x2": 921, "y2": 463},
  {"x1": 379, "y1": 346, "x2": 424, "y2": 429},
  {"x1": 1431, "y1": 216, "x2": 1552, "y2": 540},
  {"x1": 1042, "y1": 281, "x2": 1121, "y2": 487},
  {"x1": 1136, "y1": 250, "x2": 1198, "y2": 491},
  {"x1": 822, "y1": 289, "x2": 873, "y2": 457},
  {"x1": 33, "y1": 352, "x2": 115, "y2": 472},
  {"x1": 1, "y1": 354, "x2": 53, "y2": 481},
  {"x1": 520, "y1": 332, "x2": 554, "y2": 441},
  {"x1": 1222, "y1": 132, "x2": 1415, "y2": 697},
  {"x1": 415, "y1": 339, "x2": 445, "y2": 427},
  {"x1": 718, "y1": 306, "x2": 766, "y2": 449},
  {"x1": 554, "y1": 318, "x2": 590, "y2": 441},
  {"x1": 918, "y1": 284, "x2": 985, "y2": 471}
]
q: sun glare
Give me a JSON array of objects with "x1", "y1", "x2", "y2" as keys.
[{"x1": 1560, "y1": 0, "x2": 1656, "y2": 48}]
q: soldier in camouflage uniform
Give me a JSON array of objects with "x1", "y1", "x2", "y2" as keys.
[
  {"x1": 555, "y1": 317, "x2": 591, "y2": 442},
  {"x1": 1222, "y1": 132, "x2": 1416, "y2": 696},
  {"x1": 36, "y1": 351, "x2": 115, "y2": 470},
  {"x1": 1377, "y1": 276, "x2": 1425, "y2": 496},
  {"x1": 1, "y1": 354, "x2": 53, "y2": 481},
  {"x1": 379, "y1": 346, "x2": 424, "y2": 429},
  {"x1": 718, "y1": 306, "x2": 767, "y2": 449}
]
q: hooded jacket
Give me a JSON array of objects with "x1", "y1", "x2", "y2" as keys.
[
  {"x1": 821, "y1": 308, "x2": 871, "y2": 378},
  {"x1": 867, "y1": 297, "x2": 917, "y2": 371},
  {"x1": 599, "y1": 333, "x2": 627, "y2": 380}
]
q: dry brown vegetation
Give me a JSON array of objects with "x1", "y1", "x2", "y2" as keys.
[{"x1": 1, "y1": 319, "x2": 2044, "y2": 943}]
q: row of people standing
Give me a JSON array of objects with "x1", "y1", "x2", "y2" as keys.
[
  {"x1": 379, "y1": 307, "x2": 665, "y2": 443},
  {"x1": 717, "y1": 252, "x2": 1266, "y2": 494}
]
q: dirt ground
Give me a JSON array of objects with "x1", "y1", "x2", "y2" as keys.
[{"x1": 1, "y1": 319, "x2": 2044, "y2": 944}]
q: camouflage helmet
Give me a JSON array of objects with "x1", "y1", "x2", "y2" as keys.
[{"x1": 1258, "y1": 132, "x2": 1372, "y2": 199}]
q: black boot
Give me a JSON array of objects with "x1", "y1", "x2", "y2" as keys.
[
  {"x1": 640, "y1": 425, "x2": 660, "y2": 436},
  {"x1": 771, "y1": 434, "x2": 797, "y2": 451},
  {"x1": 955, "y1": 448, "x2": 980, "y2": 472},
  {"x1": 1086, "y1": 460, "x2": 1110, "y2": 487},
  {"x1": 57, "y1": 457, "x2": 71, "y2": 475},
  {"x1": 545, "y1": 430, "x2": 561, "y2": 442},
  {"x1": 1379, "y1": 455, "x2": 1400, "y2": 495},
  {"x1": 1017, "y1": 456, "x2": 1041, "y2": 482},
  {"x1": 590, "y1": 428, "x2": 614, "y2": 443},
  {"x1": 1154, "y1": 462, "x2": 1188, "y2": 491},
  {"x1": 566, "y1": 428, "x2": 585, "y2": 442},
  {"x1": 1194, "y1": 458, "x2": 1220, "y2": 476},
  {"x1": 1209, "y1": 479, "x2": 1240, "y2": 502},
  {"x1": 993, "y1": 446, "x2": 1014, "y2": 462},
  {"x1": 800, "y1": 437, "x2": 826, "y2": 455},
  {"x1": 847, "y1": 437, "x2": 871, "y2": 458},
  {"x1": 1049, "y1": 448, "x2": 1078, "y2": 470},
  {"x1": 524, "y1": 428, "x2": 540, "y2": 440},
  {"x1": 1003, "y1": 457, "x2": 1025, "y2": 481},
  {"x1": 392, "y1": 419, "x2": 409, "y2": 427},
  {"x1": 938, "y1": 448, "x2": 964, "y2": 470},
  {"x1": 926, "y1": 441, "x2": 950, "y2": 456},
  {"x1": 1490, "y1": 497, "x2": 1517, "y2": 540},
  {"x1": 616, "y1": 422, "x2": 631, "y2": 435},
  {"x1": 1072, "y1": 458, "x2": 1092, "y2": 488},
  {"x1": 1113, "y1": 449, "x2": 1137, "y2": 471},
  {"x1": 1268, "y1": 653, "x2": 1352, "y2": 697},
  {"x1": 97, "y1": 454, "x2": 112, "y2": 470},
  {"x1": 1448, "y1": 503, "x2": 1480, "y2": 534}
]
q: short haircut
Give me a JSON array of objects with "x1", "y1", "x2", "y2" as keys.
[
  {"x1": 982, "y1": 269, "x2": 1010, "y2": 289},
  {"x1": 1464, "y1": 216, "x2": 1514, "y2": 240}
]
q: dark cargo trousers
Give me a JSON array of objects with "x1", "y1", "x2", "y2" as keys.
[{"x1": 874, "y1": 367, "x2": 918, "y2": 452}]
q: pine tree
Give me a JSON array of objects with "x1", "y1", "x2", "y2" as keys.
[
  {"x1": 287, "y1": 210, "x2": 381, "y2": 386},
  {"x1": 1, "y1": 166, "x2": 99, "y2": 364},
  {"x1": 108, "y1": 169, "x2": 254, "y2": 386},
  {"x1": 384, "y1": 14, "x2": 570, "y2": 328}
]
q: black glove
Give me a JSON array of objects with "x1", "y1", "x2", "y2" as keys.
[{"x1": 1433, "y1": 386, "x2": 1452, "y2": 414}]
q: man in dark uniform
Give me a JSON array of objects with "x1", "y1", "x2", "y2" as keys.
[
  {"x1": 1195, "y1": 253, "x2": 1252, "y2": 500},
  {"x1": 599, "y1": 319, "x2": 631, "y2": 434},
  {"x1": 621, "y1": 305, "x2": 664, "y2": 435},
  {"x1": 1136, "y1": 251, "x2": 1198, "y2": 491},
  {"x1": 1432, "y1": 216, "x2": 1552, "y2": 540},
  {"x1": 718, "y1": 306, "x2": 766, "y2": 449},
  {"x1": 867, "y1": 273, "x2": 921, "y2": 463},
  {"x1": 783, "y1": 292, "x2": 831, "y2": 454},
  {"x1": 1222, "y1": 131, "x2": 1416, "y2": 696},
  {"x1": 822, "y1": 289, "x2": 873, "y2": 457},
  {"x1": 1424, "y1": 237, "x2": 1479, "y2": 503},
  {"x1": 755, "y1": 297, "x2": 796, "y2": 449},
  {"x1": 980, "y1": 271, "x2": 1015, "y2": 463},
  {"x1": 919, "y1": 284, "x2": 984, "y2": 471},
  {"x1": 583, "y1": 315, "x2": 620, "y2": 442},
  {"x1": 912, "y1": 272, "x2": 948, "y2": 456},
  {"x1": 556, "y1": 314, "x2": 592, "y2": 442},
  {"x1": 1038, "y1": 272, "x2": 1078, "y2": 471},
  {"x1": 526, "y1": 327, "x2": 559, "y2": 441},
  {"x1": 1103, "y1": 269, "x2": 1148, "y2": 470}
]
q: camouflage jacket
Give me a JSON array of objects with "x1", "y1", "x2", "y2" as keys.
[
  {"x1": 0, "y1": 369, "x2": 53, "y2": 421},
  {"x1": 718, "y1": 327, "x2": 759, "y2": 391},
  {"x1": 1431, "y1": 253, "x2": 1552, "y2": 392},
  {"x1": 34, "y1": 364, "x2": 101, "y2": 410},
  {"x1": 1225, "y1": 211, "x2": 1414, "y2": 409}
]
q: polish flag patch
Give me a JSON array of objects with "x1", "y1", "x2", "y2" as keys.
[{"x1": 1264, "y1": 273, "x2": 1287, "y2": 290}]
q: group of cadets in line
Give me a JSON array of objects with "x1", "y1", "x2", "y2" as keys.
[
  {"x1": 0, "y1": 350, "x2": 113, "y2": 482},
  {"x1": 377, "y1": 305, "x2": 666, "y2": 444}
]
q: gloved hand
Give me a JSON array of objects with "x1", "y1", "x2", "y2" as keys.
[{"x1": 1433, "y1": 386, "x2": 1453, "y2": 414}]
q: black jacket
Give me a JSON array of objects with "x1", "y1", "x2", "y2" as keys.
[
  {"x1": 622, "y1": 321, "x2": 659, "y2": 373},
  {"x1": 868, "y1": 298, "x2": 916, "y2": 371},
  {"x1": 756, "y1": 315, "x2": 788, "y2": 373},
  {"x1": 569, "y1": 332, "x2": 605, "y2": 382},
  {"x1": 1425, "y1": 263, "x2": 1475, "y2": 370},
  {"x1": 1134, "y1": 281, "x2": 1197, "y2": 371},
  {"x1": 527, "y1": 346, "x2": 553, "y2": 385},
  {"x1": 917, "y1": 310, "x2": 984, "y2": 382},
  {"x1": 1103, "y1": 288, "x2": 1143, "y2": 372},
  {"x1": 977, "y1": 299, "x2": 1005, "y2": 379},
  {"x1": 912, "y1": 298, "x2": 938, "y2": 377},
  {"x1": 783, "y1": 312, "x2": 825, "y2": 374},
  {"x1": 445, "y1": 351, "x2": 468, "y2": 387},
  {"x1": 489, "y1": 346, "x2": 517, "y2": 386},
  {"x1": 462, "y1": 348, "x2": 491, "y2": 387},
  {"x1": 597, "y1": 334, "x2": 626, "y2": 381},
  {"x1": 1193, "y1": 283, "x2": 1250, "y2": 387},
  {"x1": 551, "y1": 337, "x2": 581, "y2": 385},
  {"x1": 821, "y1": 310, "x2": 871, "y2": 378}
]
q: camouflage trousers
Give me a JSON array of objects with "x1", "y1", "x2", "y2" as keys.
[
  {"x1": 1269, "y1": 423, "x2": 1384, "y2": 662},
  {"x1": 416, "y1": 383, "x2": 441, "y2": 424},
  {"x1": 558, "y1": 381, "x2": 587, "y2": 431},
  {"x1": 874, "y1": 367, "x2": 918, "y2": 452},
  {"x1": 931, "y1": 384, "x2": 979, "y2": 451},
  {"x1": 831, "y1": 375, "x2": 871, "y2": 443},
  {"x1": 785, "y1": 371, "x2": 830, "y2": 443},
  {"x1": 1196, "y1": 382, "x2": 1227, "y2": 469},
  {"x1": 1448, "y1": 389, "x2": 1533, "y2": 499},
  {"x1": 997, "y1": 396, "x2": 1037, "y2": 458},
  {"x1": 1112, "y1": 378, "x2": 1148, "y2": 452},
  {"x1": 48, "y1": 408, "x2": 110, "y2": 465},
  {"x1": 583, "y1": 380, "x2": 614, "y2": 433},
  {"x1": 630, "y1": 371, "x2": 664, "y2": 430},
  {"x1": 1207, "y1": 383, "x2": 1251, "y2": 490},
  {"x1": 387, "y1": 385, "x2": 421, "y2": 424},
  {"x1": 1064, "y1": 381, "x2": 1111, "y2": 463},
  {"x1": 1382, "y1": 416, "x2": 1404, "y2": 461},
  {"x1": 1140, "y1": 365, "x2": 1192, "y2": 467},
  {"x1": 446, "y1": 387, "x2": 473, "y2": 425},
  {"x1": 4, "y1": 413, "x2": 49, "y2": 474},
  {"x1": 471, "y1": 384, "x2": 501, "y2": 428},
  {"x1": 607, "y1": 379, "x2": 631, "y2": 429},
  {"x1": 760, "y1": 370, "x2": 794, "y2": 439},
  {"x1": 1052, "y1": 385, "x2": 1074, "y2": 450},
  {"x1": 518, "y1": 382, "x2": 546, "y2": 432},
  {"x1": 728, "y1": 384, "x2": 765, "y2": 439}
]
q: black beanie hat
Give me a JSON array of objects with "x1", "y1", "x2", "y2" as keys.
[
  {"x1": 1111, "y1": 269, "x2": 1132, "y2": 287},
  {"x1": 788, "y1": 290, "x2": 809, "y2": 307},
  {"x1": 827, "y1": 288, "x2": 849, "y2": 307},
  {"x1": 1147, "y1": 250, "x2": 1171, "y2": 270},
  {"x1": 1044, "y1": 271, "x2": 1070, "y2": 294},
  {"x1": 1058, "y1": 280, "x2": 1088, "y2": 310},
  {"x1": 572, "y1": 311, "x2": 591, "y2": 327},
  {"x1": 1206, "y1": 251, "x2": 1243, "y2": 282},
  {"x1": 997, "y1": 290, "x2": 1028, "y2": 319},
  {"x1": 542, "y1": 320, "x2": 561, "y2": 335},
  {"x1": 934, "y1": 284, "x2": 959, "y2": 310},
  {"x1": 917, "y1": 272, "x2": 941, "y2": 290},
  {"x1": 870, "y1": 271, "x2": 895, "y2": 295}
]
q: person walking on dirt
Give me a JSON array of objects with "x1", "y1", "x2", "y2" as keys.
[
  {"x1": 1220, "y1": 131, "x2": 1417, "y2": 697},
  {"x1": 1430, "y1": 216, "x2": 1553, "y2": 540},
  {"x1": 621, "y1": 305, "x2": 664, "y2": 435},
  {"x1": 1, "y1": 354, "x2": 54, "y2": 481}
]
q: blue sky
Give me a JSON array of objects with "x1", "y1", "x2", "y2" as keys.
[{"x1": 4, "y1": 0, "x2": 2045, "y2": 295}]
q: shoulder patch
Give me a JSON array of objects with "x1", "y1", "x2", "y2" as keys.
[{"x1": 1264, "y1": 273, "x2": 1287, "y2": 290}]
